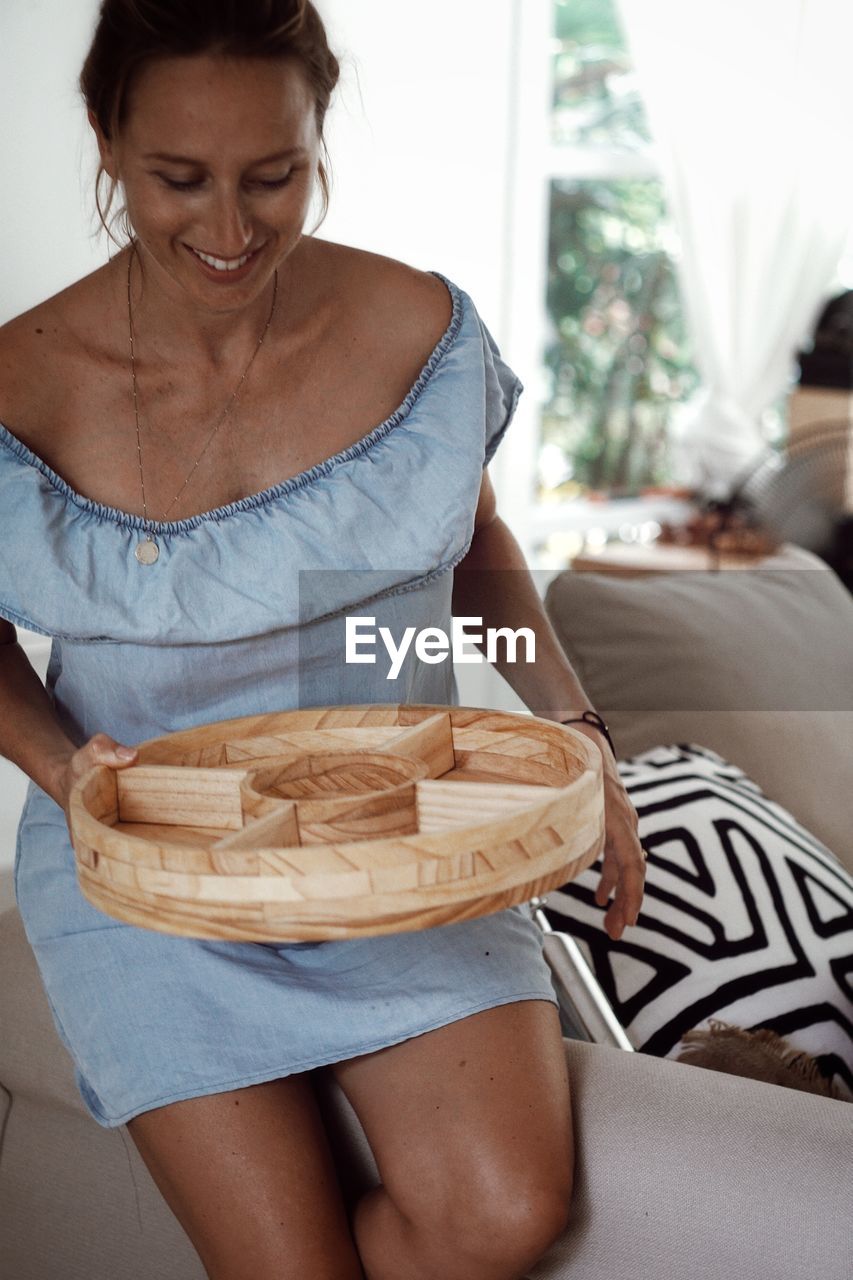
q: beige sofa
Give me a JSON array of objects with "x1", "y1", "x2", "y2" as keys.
[{"x1": 2, "y1": 545, "x2": 852, "y2": 1279}]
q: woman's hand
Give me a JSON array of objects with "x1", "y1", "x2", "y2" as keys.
[
  {"x1": 54, "y1": 732, "x2": 139, "y2": 833},
  {"x1": 569, "y1": 724, "x2": 646, "y2": 942}
]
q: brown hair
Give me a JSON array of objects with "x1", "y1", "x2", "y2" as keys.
[{"x1": 79, "y1": 0, "x2": 340, "y2": 244}]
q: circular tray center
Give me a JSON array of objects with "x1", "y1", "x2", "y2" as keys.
[{"x1": 249, "y1": 750, "x2": 428, "y2": 800}]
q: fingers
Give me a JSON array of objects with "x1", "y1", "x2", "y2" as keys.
[
  {"x1": 86, "y1": 732, "x2": 138, "y2": 765},
  {"x1": 595, "y1": 827, "x2": 646, "y2": 941},
  {"x1": 604, "y1": 859, "x2": 645, "y2": 940},
  {"x1": 57, "y1": 733, "x2": 140, "y2": 813},
  {"x1": 66, "y1": 734, "x2": 138, "y2": 798},
  {"x1": 594, "y1": 864, "x2": 618, "y2": 909},
  {"x1": 593, "y1": 768, "x2": 647, "y2": 940}
]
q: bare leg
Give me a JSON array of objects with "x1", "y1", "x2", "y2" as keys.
[
  {"x1": 126, "y1": 1072, "x2": 364, "y2": 1280},
  {"x1": 330, "y1": 999, "x2": 573, "y2": 1280}
]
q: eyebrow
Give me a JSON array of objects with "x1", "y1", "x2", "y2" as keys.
[{"x1": 143, "y1": 147, "x2": 307, "y2": 165}]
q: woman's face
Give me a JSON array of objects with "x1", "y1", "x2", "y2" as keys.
[{"x1": 94, "y1": 54, "x2": 321, "y2": 312}]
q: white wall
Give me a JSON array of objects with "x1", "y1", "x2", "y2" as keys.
[
  {"x1": 0, "y1": 0, "x2": 105, "y2": 320},
  {"x1": 317, "y1": 0, "x2": 517, "y2": 326},
  {"x1": 0, "y1": 0, "x2": 519, "y2": 333}
]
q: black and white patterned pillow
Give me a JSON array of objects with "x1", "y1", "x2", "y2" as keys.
[{"x1": 544, "y1": 744, "x2": 853, "y2": 1100}]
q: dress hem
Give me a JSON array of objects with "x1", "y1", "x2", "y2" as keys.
[{"x1": 85, "y1": 988, "x2": 559, "y2": 1129}]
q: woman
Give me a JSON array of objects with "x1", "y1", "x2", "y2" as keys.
[{"x1": 0, "y1": 2, "x2": 645, "y2": 1277}]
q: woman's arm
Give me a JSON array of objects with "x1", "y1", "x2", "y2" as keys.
[
  {"x1": 451, "y1": 474, "x2": 594, "y2": 722},
  {"x1": 452, "y1": 472, "x2": 646, "y2": 941},
  {"x1": 0, "y1": 620, "x2": 137, "y2": 810},
  {"x1": 0, "y1": 621, "x2": 77, "y2": 802}
]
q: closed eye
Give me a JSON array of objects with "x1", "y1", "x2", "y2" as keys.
[
  {"x1": 158, "y1": 176, "x2": 204, "y2": 191},
  {"x1": 251, "y1": 173, "x2": 295, "y2": 190},
  {"x1": 156, "y1": 173, "x2": 295, "y2": 192}
]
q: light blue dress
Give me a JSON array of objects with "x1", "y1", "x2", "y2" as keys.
[{"x1": 0, "y1": 271, "x2": 557, "y2": 1128}]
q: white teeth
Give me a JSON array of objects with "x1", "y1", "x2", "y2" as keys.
[{"x1": 191, "y1": 247, "x2": 254, "y2": 271}]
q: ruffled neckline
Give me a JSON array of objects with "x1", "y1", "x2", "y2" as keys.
[{"x1": 0, "y1": 271, "x2": 464, "y2": 535}]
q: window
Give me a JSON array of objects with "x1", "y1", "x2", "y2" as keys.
[
  {"x1": 500, "y1": 0, "x2": 700, "y2": 568},
  {"x1": 543, "y1": 177, "x2": 698, "y2": 498},
  {"x1": 543, "y1": 0, "x2": 699, "y2": 503}
]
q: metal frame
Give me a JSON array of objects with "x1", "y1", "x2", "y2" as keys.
[{"x1": 531, "y1": 899, "x2": 634, "y2": 1050}]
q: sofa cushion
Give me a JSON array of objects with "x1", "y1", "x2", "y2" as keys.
[
  {"x1": 544, "y1": 545, "x2": 853, "y2": 872},
  {"x1": 543, "y1": 744, "x2": 853, "y2": 1099},
  {"x1": 3, "y1": 903, "x2": 853, "y2": 1279}
]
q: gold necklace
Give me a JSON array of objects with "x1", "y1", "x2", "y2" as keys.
[{"x1": 126, "y1": 245, "x2": 279, "y2": 565}]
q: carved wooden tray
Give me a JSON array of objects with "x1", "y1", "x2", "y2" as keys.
[{"x1": 69, "y1": 704, "x2": 605, "y2": 941}]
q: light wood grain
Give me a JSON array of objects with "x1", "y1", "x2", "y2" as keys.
[
  {"x1": 116, "y1": 766, "x2": 248, "y2": 829},
  {"x1": 69, "y1": 704, "x2": 604, "y2": 941},
  {"x1": 76, "y1": 831, "x2": 602, "y2": 941}
]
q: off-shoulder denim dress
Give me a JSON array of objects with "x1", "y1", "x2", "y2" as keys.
[{"x1": 0, "y1": 272, "x2": 557, "y2": 1128}]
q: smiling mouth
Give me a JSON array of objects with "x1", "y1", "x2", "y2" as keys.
[{"x1": 186, "y1": 244, "x2": 264, "y2": 272}]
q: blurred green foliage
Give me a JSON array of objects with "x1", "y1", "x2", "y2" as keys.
[
  {"x1": 541, "y1": 0, "x2": 700, "y2": 497},
  {"x1": 543, "y1": 179, "x2": 700, "y2": 496},
  {"x1": 552, "y1": 0, "x2": 648, "y2": 149}
]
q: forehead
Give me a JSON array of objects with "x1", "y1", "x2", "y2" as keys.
[{"x1": 123, "y1": 54, "x2": 318, "y2": 157}]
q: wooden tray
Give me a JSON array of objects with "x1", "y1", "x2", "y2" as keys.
[{"x1": 68, "y1": 704, "x2": 605, "y2": 941}]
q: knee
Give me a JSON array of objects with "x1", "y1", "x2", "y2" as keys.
[
  {"x1": 409, "y1": 1162, "x2": 574, "y2": 1279},
  {"x1": 476, "y1": 1180, "x2": 573, "y2": 1273}
]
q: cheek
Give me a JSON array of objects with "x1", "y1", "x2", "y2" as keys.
[
  {"x1": 287, "y1": 169, "x2": 321, "y2": 218},
  {"x1": 256, "y1": 182, "x2": 314, "y2": 228},
  {"x1": 123, "y1": 183, "x2": 187, "y2": 232}
]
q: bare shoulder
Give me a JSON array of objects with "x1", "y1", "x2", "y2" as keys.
[
  {"x1": 0, "y1": 302, "x2": 55, "y2": 442},
  {"x1": 308, "y1": 238, "x2": 456, "y2": 358},
  {"x1": 0, "y1": 270, "x2": 98, "y2": 357},
  {"x1": 0, "y1": 266, "x2": 112, "y2": 444}
]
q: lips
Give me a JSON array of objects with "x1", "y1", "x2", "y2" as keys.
[{"x1": 184, "y1": 242, "x2": 265, "y2": 281}]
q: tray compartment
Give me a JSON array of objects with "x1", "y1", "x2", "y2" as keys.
[{"x1": 69, "y1": 704, "x2": 604, "y2": 940}]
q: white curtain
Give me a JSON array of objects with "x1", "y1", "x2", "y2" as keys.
[{"x1": 616, "y1": 0, "x2": 853, "y2": 496}]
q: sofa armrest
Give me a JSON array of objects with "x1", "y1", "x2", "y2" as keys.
[
  {"x1": 544, "y1": 549, "x2": 853, "y2": 873},
  {"x1": 3, "y1": 906, "x2": 850, "y2": 1280},
  {"x1": 522, "y1": 1038, "x2": 851, "y2": 1279},
  {"x1": 314, "y1": 1039, "x2": 851, "y2": 1280}
]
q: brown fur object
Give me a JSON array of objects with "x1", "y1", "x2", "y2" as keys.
[{"x1": 675, "y1": 1019, "x2": 847, "y2": 1101}]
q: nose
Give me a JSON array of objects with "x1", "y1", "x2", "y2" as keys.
[{"x1": 198, "y1": 184, "x2": 255, "y2": 255}]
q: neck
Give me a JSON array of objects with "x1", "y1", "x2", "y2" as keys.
[{"x1": 123, "y1": 240, "x2": 285, "y2": 369}]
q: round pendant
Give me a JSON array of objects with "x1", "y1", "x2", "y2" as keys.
[{"x1": 135, "y1": 536, "x2": 160, "y2": 565}]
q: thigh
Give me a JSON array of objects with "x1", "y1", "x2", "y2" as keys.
[
  {"x1": 126, "y1": 1072, "x2": 363, "y2": 1280},
  {"x1": 329, "y1": 999, "x2": 573, "y2": 1218}
]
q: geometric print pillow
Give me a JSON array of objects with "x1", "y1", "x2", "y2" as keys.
[{"x1": 543, "y1": 744, "x2": 853, "y2": 1100}]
